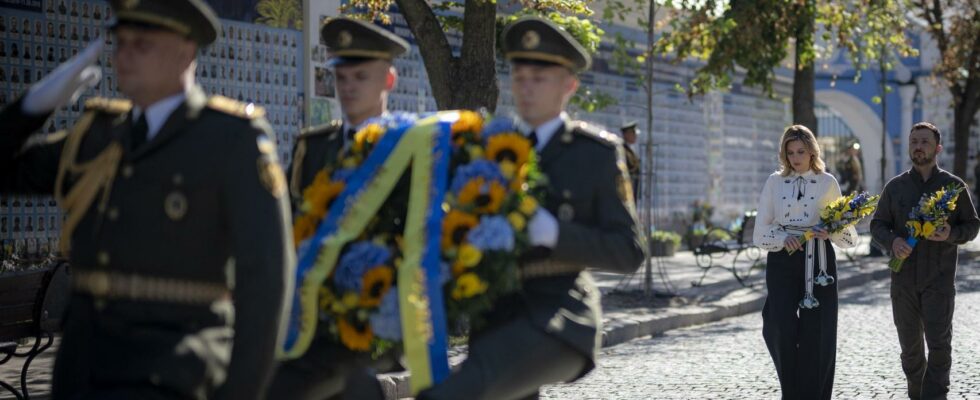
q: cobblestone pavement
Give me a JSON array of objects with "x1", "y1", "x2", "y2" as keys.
[{"x1": 542, "y1": 261, "x2": 980, "y2": 400}]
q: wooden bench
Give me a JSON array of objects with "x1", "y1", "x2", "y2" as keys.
[
  {"x1": 691, "y1": 211, "x2": 764, "y2": 287},
  {"x1": 0, "y1": 262, "x2": 68, "y2": 400}
]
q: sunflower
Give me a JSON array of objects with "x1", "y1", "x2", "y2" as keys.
[
  {"x1": 292, "y1": 216, "x2": 317, "y2": 247},
  {"x1": 519, "y1": 196, "x2": 538, "y2": 216},
  {"x1": 352, "y1": 123, "x2": 385, "y2": 153},
  {"x1": 441, "y1": 210, "x2": 479, "y2": 250},
  {"x1": 452, "y1": 110, "x2": 483, "y2": 135},
  {"x1": 338, "y1": 317, "x2": 373, "y2": 351},
  {"x1": 451, "y1": 272, "x2": 489, "y2": 300},
  {"x1": 359, "y1": 266, "x2": 394, "y2": 307},
  {"x1": 486, "y1": 133, "x2": 531, "y2": 170},
  {"x1": 302, "y1": 171, "x2": 345, "y2": 219},
  {"x1": 507, "y1": 212, "x2": 527, "y2": 231},
  {"x1": 457, "y1": 178, "x2": 507, "y2": 214}
]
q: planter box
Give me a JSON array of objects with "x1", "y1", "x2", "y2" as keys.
[{"x1": 649, "y1": 241, "x2": 676, "y2": 257}]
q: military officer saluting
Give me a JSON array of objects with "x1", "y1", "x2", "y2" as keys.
[
  {"x1": 269, "y1": 17, "x2": 409, "y2": 399},
  {"x1": 0, "y1": 1, "x2": 294, "y2": 399},
  {"x1": 403, "y1": 17, "x2": 647, "y2": 400}
]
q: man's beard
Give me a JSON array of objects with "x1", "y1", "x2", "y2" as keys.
[{"x1": 911, "y1": 151, "x2": 935, "y2": 166}]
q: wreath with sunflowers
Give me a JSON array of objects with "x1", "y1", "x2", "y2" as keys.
[{"x1": 291, "y1": 111, "x2": 546, "y2": 355}]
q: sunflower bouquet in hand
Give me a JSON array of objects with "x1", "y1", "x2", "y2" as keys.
[
  {"x1": 787, "y1": 191, "x2": 879, "y2": 257},
  {"x1": 441, "y1": 114, "x2": 546, "y2": 329},
  {"x1": 888, "y1": 183, "x2": 964, "y2": 272}
]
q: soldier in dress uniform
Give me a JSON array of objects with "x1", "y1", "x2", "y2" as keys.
[
  {"x1": 620, "y1": 120, "x2": 641, "y2": 201},
  {"x1": 0, "y1": 1, "x2": 294, "y2": 399},
  {"x1": 408, "y1": 17, "x2": 647, "y2": 400},
  {"x1": 267, "y1": 17, "x2": 409, "y2": 400}
]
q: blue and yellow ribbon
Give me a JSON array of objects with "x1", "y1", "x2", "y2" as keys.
[{"x1": 282, "y1": 112, "x2": 460, "y2": 393}]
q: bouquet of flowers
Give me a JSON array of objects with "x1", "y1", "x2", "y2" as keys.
[
  {"x1": 888, "y1": 183, "x2": 964, "y2": 272},
  {"x1": 787, "y1": 191, "x2": 879, "y2": 258},
  {"x1": 441, "y1": 115, "x2": 546, "y2": 328},
  {"x1": 286, "y1": 111, "x2": 545, "y2": 359}
]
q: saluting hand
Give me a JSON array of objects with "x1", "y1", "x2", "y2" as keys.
[{"x1": 22, "y1": 40, "x2": 103, "y2": 115}]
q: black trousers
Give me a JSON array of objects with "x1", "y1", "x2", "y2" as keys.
[
  {"x1": 762, "y1": 243, "x2": 838, "y2": 400},
  {"x1": 891, "y1": 283, "x2": 955, "y2": 400},
  {"x1": 416, "y1": 315, "x2": 588, "y2": 400}
]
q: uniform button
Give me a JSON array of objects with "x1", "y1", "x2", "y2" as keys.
[
  {"x1": 121, "y1": 165, "x2": 134, "y2": 178},
  {"x1": 172, "y1": 174, "x2": 184, "y2": 185},
  {"x1": 97, "y1": 251, "x2": 110, "y2": 266},
  {"x1": 107, "y1": 207, "x2": 119, "y2": 221},
  {"x1": 149, "y1": 374, "x2": 161, "y2": 385}
]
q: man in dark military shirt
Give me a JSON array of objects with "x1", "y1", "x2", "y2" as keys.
[
  {"x1": 269, "y1": 17, "x2": 409, "y2": 400},
  {"x1": 408, "y1": 17, "x2": 646, "y2": 400},
  {"x1": 620, "y1": 120, "x2": 641, "y2": 201},
  {"x1": 0, "y1": 1, "x2": 294, "y2": 399},
  {"x1": 871, "y1": 122, "x2": 980, "y2": 400}
]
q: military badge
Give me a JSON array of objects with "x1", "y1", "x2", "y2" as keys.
[
  {"x1": 338, "y1": 30, "x2": 353, "y2": 48},
  {"x1": 258, "y1": 157, "x2": 287, "y2": 198},
  {"x1": 522, "y1": 30, "x2": 540, "y2": 50},
  {"x1": 164, "y1": 191, "x2": 188, "y2": 220}
]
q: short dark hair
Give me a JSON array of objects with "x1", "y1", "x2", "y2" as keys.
[{"x1": 911, "y1": 122, "x2": 941, "y2": 144}]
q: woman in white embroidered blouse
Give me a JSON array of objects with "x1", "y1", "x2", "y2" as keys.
[{"x1": 754, "y1": 125, "x2": 857, "y2": 400}]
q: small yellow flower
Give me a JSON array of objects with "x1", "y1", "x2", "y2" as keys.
[
  {"x1": 457, "y1": 244, "x2": 483, "y2": 267},
  {"x1": 342, "y1": 292, "x2": 360, "y2": 309},
  {"x1": 499, "y1": 161, "x2": 517, "y2": 179},
  {"x1": 508, "y1": 212, "x2": 526, "y2": 231},
  {"x1": 451, "y1": 273, "x2": 488, "y2": 299},
  {"x1": 353, "y1": 123, "x2": 385, "y2": 153},
  {"x1": 467, "y1": 145, "x2": 484, "y2": 160},
  {"x1": 519, "y1": 197, "x2": 538, "y2": 215},
  {"x1": 342, "y1": 157, "x2": 360, "y2": 169},
  {"x1": 922, "y1": 222, "x2": 936, "y2": 238}
]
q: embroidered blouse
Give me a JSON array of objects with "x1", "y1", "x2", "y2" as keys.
[{"x1": 753, "y1": 170, "x2": 858, "y2": 252}]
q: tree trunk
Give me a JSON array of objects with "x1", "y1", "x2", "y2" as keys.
[
  {"x1": 792, "y1": 2, "x2": 817, "y2": 135},
  {"x1": 954, "y1": 95, "x2": 979, "y2": 178},
  {"x1": 393, "y1": 0, "x2": 499, "y2": 112}
]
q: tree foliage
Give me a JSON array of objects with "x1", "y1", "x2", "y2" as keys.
[
  {"x1": 651, "y1": 0, "x2": 916, "y2": 133},
  {"x1": 341, "y1": 0, "x2": 606, "y2": 112},
  {"x1": 906, "y1": 0, "x2": 980, "y2": 177},
  {"x1": 255, "y1": 0, "x2": 303, "y2": 29}
]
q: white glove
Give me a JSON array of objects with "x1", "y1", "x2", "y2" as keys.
[
  {"x1": 528, "y1": 208, "x2": 559, "y2": 248},
  {"x1": 22, "y1": 40, "x2": 103, "y2": 115}
]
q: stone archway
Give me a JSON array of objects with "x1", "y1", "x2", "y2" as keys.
[{"x1": 816, "y1": 90, "x2": 892, "y2": 193}]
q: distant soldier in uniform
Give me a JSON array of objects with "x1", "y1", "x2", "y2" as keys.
[
  {"x1": 406, "y1": 17, "x2": 647, "y2": 400},
  {"x1": 268, "y1": 17, "x2": 409, "y2": 399},
  {"x1": 620, "y1": 120, "x2": 641, "y2": 201},
  {"x1": 0, "y1": 1, "x2": 294, "y2": 398}
]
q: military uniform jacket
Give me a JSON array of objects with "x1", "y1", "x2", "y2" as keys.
[
  {"x1": 508, "y1": 119, "x2": 646, "y2": 378},
  {"x1": 0, "y1": 86, "x2": 294, "y2": 400},
  {"x1": 286, "y1": 121, "x2": 344, "y2": 205}
]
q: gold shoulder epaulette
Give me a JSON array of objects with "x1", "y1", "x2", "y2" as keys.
[
  {"x1": 84, "y1": 97, "x2": 132, "y2": 114},
  {"x1": 572, "y1": 121, "x2": 621, "y2": 148},
  {"x1": 206, "y1": 95, "x2": 266, "y2": 119},
  {"x1": 299, "y1": 120, "x2": 342, "y2": 139}
]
